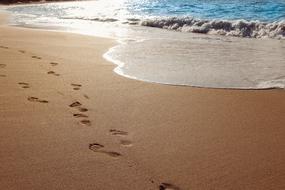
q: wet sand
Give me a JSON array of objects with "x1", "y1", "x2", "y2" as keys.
[{"x1": 0, "y1": 13, "x2": 285, "y2": 190}]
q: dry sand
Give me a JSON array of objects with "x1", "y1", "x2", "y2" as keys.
[{"x1": 0, "y1": 13, "x2": 285, "y2": 190}]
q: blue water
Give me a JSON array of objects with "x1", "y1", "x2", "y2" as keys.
[
  {"x1": 7, "y1": 0, "x2": 285, "y2": 22},
  {"x1": 126, "y1": 0, "x2": 285, "y2": 22}
]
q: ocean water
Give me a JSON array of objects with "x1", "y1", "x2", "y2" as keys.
[
  {"x1": 4, "y1": 0, "x2": 285, "y2": 89},
  {"x1": 7, "y1": 0, "x2": 285, "y2": 38}
]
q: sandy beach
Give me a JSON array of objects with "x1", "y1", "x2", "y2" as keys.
[{"x1": 0, "y1": 11, "x2": 285, "y2": 190}]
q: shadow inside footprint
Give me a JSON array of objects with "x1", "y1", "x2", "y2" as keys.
[
  {"x1": 71, "y1": 83, "x2": 82, "y2": 87},
  {"x1": 18, "y1": 82, "x2": 30, "y2": 88},
  {"x1": 73, "y1": 113, "x2": 88, "y2": 118},
  {"x1": 77, "y1": 107, "x2": 88, "y2": 112},
  {"x1": 47, "y1": 71, "x2": 60, "y2": 76},
  {"x1": 0, "y1": 46, "x2": 8, "y2": 49},
  {"x1": 89, "y1": 143, "x2": 121, "y2": 158},
  {"x1": 100, "y1": 151, "x2": 121, "y2": 158},
  {"x1": 110, "y1": 129, "x2": 128, "y2": 136},
  {"x1": 50, "y1": 62, "x2": 59, "y2": 66},
  {"x1": 38, "y1": 100, "x2": 49, "y2": 103},
  {"x1": 83, "y1": 94, "x2": 89, "y2": 99},
  {"x1": 27, "y1": 96, "x2": 48, "y2": 103},
  {"x1": 71, "y1": 84, "x2": 82, "y2": 90},
  {"x1": 18, "y1": 50, "x2": 25, "y2": 54},
  {"x1": 120, "y1": 140, "x2": 133, "y2": 146},
  {"x1": 89, "y1": 143, "x2": 104, "y2": 151},
  {"x1": 159, "y1": 183, "x2": 180, "y2": 190},
  {"x1": 0, "y1": 74, "x2": 6, "y2": 77},
  {"x1": 69, "y1": 101, "x2": 82, "y2": 107},
  {"x1": 27, "y1": 97, "x2": 39, "y2": 102},
  {"x1": 69, "y1": 101, "x2": 88, "y2": 113},
  {"x1": 80, "y1": 119, "x2": 91, "y2": 126},
  {"x1": 18, "y1": 82, "x2": 29, "y2": 85},
  {"x1": 0, "y1": 64, "x2": 6, "y2": 68},
  {"x1": 31, "y1": 55, "x2": 42, "y2": 59}
]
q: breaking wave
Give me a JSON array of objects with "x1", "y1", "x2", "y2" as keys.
[
  {"x1": 140, "y1": 17, "x2": 285, "y2": 39},
  {"x1": 62, "y1": 16, "x2": 285, "y2": 39},
  {"x1": 257, "y1": 78, "x2": 285, "y2": 89}
]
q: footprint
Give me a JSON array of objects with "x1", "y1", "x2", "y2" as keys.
[
  {"x1": 38, "y1": 100, "x2": 49, "y2": 103},
  {"x1": 18, "y1": 82, "x2": 29, "y2": 85},
  {"x1": 27, "y1": 96, "x2": 48, "y2": 103},
  {"x1": 0, "y1": 46, "x2": 8, "y2": 49},
  {"x1": 18, "y1": 50, "x2": 25, "y2": 54},
  {"x1": 100, "y1": 150, "x2": 121, "y2": 158},
  {"x1": 0, "y1": 74, "x2": 6, "y2": 77},
  {"x1": 71, "y1": 83, "x2": 82, "y2": 87},
  {"x1": 89, "y1": 143, "x2": 121, "y2": 158},
  {"x1": 50, "y1": 62, "x2": 59, "y2": 66},
  {"x1": 109, "y1": 129, "x2": 132, "y2": 147},
  {"x1": 73, "y1": 113, "x2": 88, "y2": 118},
  {"x1": 89, "y1": 143, "x2": 104, "y2": 151},
  {"x1": 83, "y1": 94, "x2": 89, "y2": 99},
  {"x1": 110, "y1": 129, "x2": 128, "y2": 136},
  {"x1": 71, "y1": 83, "x2": 82, "y2": 90},
  {"x1": 27, "y1": 97, "x2": 39, "y2": 102},
  {"x1": 69, "y1": 101, "x2": 88, "y2": 113},
  {"x1": 18, "y1": 82, "x2": 30, "y2": 89},
  {"x1": 77, "y1": 107, "x2": 88, "y2": 112},
  {"x1": 159, "y1": 183, "x2": 180, "y2": 190},
  {"x1": 47, "y1": 71, "x2": 60, "y2": 76},
  {"x1": 120, "y1": 139, "x2": 132, "y2": 147},
  {"x1": 0, "y1": 64, "x2": 6, "y2": 68},
  {"x1": 80, "y1": 119, "x2": 91, "y2": 126},
  {"x1": 31, "y1": 55, "x2": 42, "y2": 60},
  {"x1": 69, "y1": 101, "x2": 82, "y2": 107}
]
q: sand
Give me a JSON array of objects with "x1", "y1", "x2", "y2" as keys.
[{"x1": 0, "y1": 13, "x2": 285, "y2": 190}]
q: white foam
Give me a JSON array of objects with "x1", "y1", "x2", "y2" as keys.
[
  {"x1": 257, "y1": 79, "x2": 285, "y2": 89},
  {"x1": 59, "y1": 15, "x2": 285, "y2": 39},
  {"x1": 140, "y1": 17, "x2": 285, "y2": 39}
]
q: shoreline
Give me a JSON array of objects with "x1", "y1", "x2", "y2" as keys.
[
  {"x1": 3, "y1": 2, "x2": 285, "y2": 89},
  {"x1": 1, "y1": 11, "x2": 285, "y2": 190}
]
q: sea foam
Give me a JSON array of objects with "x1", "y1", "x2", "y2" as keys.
[
  {"x1": 62, "y1": 16, "x2": 285, "y2": 39},
  {"x1": 140, "y1": 17, "x2": 285, "y2": 39}
]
